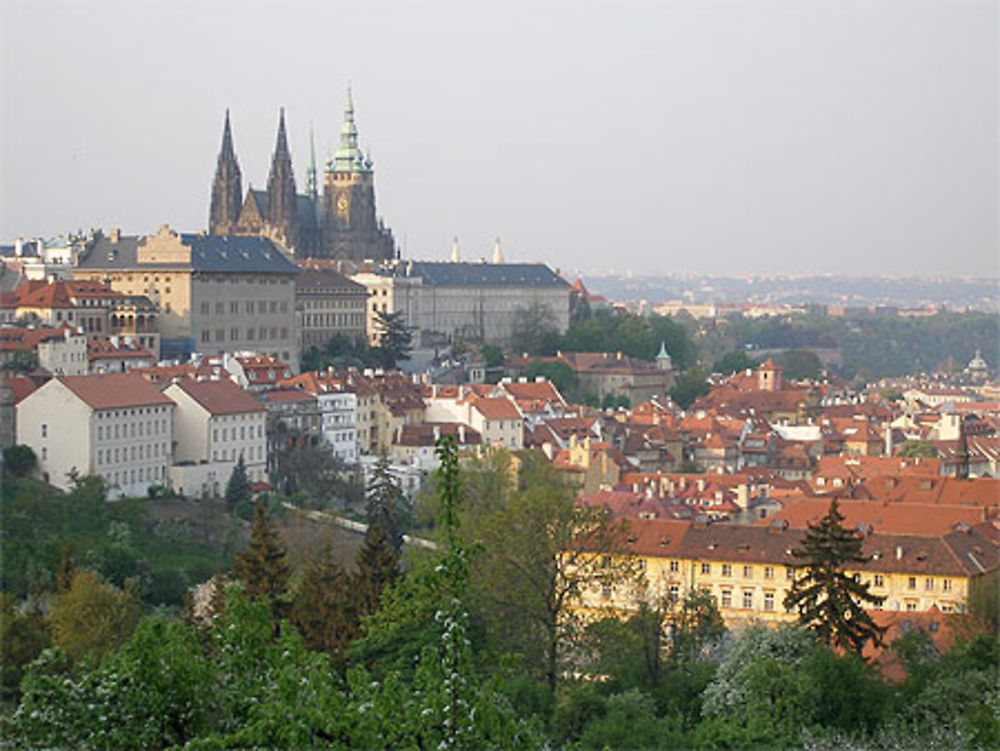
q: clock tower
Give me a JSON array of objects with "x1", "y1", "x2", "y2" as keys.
[{"x1": 321, "y1": 87, "x2": 395, "y2": 261}]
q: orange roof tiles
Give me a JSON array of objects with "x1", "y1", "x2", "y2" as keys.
[
  {"x1": 472, "y1": 396, "x2": 522, "y2": 420},
  {"x1": 759, "y1": 497, "x2": 986, "y2": 537},
  {"x1": 56, "y1": 373, "x2": 174, "y2": 410},
  {"x1": 170, "y1": 379, "x2": 265, "y2": 415}
]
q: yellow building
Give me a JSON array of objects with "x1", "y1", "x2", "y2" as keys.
[{"x1": 577, "y1": 517, "x2": 995, "y2": 627}]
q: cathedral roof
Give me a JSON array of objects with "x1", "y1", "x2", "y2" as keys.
[{"x1": 391, "y1": 261, "x2": 569, "y2": 288}]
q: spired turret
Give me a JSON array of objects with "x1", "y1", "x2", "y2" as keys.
[
  {"x1": 208, "y1": 110, "x2": 243, "y2": 235},
  {"x1": 266, "y1": 108, "x2": 297, "y2": 244}
]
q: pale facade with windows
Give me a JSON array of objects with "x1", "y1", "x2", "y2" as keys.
[
  {"x1": 73, "y1": 225, "x2": 300, "y2": 369},
  {"x1": 164, "y1": 379, "x2": 267, "y2": 496},
  {"x1": 15, "y1": 373, "x2": 174, "y2": 499}
]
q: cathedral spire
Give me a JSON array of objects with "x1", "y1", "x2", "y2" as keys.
[
  {"x1": 267, "y1": 107, "x2": 297, "y2": 241},
  {"x1": 333, "y1": 85, "x2": 369, "y2": 173},
  {"x1": 306, "y1": 125, "x2": 318, "y2": 200},
  {"x1": 209, "y1": 109, "x2": 242, "y2": 234}
]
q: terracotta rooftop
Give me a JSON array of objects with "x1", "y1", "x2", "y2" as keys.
[
  {"x1": 168, "y1": 378, "x2": 265, "y2": 415},
  {"x1": 56, "y1": 372, "x2": 174, "y2": 410},
  {"x1": 471, "y1": 396, "x2": 521, "y2": 421}
]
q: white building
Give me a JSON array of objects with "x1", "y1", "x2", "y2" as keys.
[
  {"x1": 16, "y1": 373, "x2": 174, "y2": 498},
  {"x1": 164, "y1": 378, "x2": 267, "y2": 498},
  {"x1": 318, "y1": 389, "x2": 358, "y2": 463},
  {"x1": 352, "y1": 258, "x2": 571, "y2": 348}
]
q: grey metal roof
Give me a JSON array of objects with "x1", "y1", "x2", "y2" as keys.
[
  {"x1": 77, "y1": 231, "x2": 299, "y2": 275},
  {"x1": 396, "y1": 261, "x2": 569, "y2": 288}
]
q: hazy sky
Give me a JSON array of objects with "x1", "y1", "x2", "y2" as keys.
[{"x1": 2, "y1": 0, "x2": 996, "y2": 277}]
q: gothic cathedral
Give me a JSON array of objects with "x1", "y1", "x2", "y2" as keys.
[{"x1": 208, "y1": 89, "x2": 396, "y2": 261}]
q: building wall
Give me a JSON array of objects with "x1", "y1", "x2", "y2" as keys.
[
  {"x1": 91, "y1": 404, "x2": 173, "y2": 499},
  {"x1": 582, "y1": 552, "x2": 972, "y2": 628},
  {"x1": 318, "y1": 391, "x2": 357, "y2": 463},
  {"x1": 37, "y1": 334, "x2": 88, "y2": 375},
  {"x1": 16, "y1": 380, "x2": 91, "y2": 492},
  {"x1": 191, "y1": 275, "x2": 298, "y2": 371},
  {"x1": 165, "y1": 384, "x2": 267, "y2": 483},
  {"x1": 16, "y1": 380, "x2": 172, "y2": 498}
]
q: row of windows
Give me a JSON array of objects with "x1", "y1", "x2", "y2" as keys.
[
  {"x1": 304, "y1": 298, "x2": 364, "y2": 308},
  {"x1": 201, "y1": 327, "x2": 291, "y2": 343},
  {"x1": 213, "y1": 445, "x2": 262, "y2": 462},
  {"x1": 97, "y1": 419, "x2": 167, "y2": 440},
  {"x1": 303, "y1": 313, "x2": 364, "y2": 327},
  {"x1": 101, "y1": 465, "x2": 164, "y2": 486},
  {"x1": 213, "y1": 425, "x2": 263, "y2": 442},
  {"x1": 96, "y1": 406, "x2": 169, "y2": 419},
  {"x1": 200, "y1": 300, "x2": 290, "y2": 316},
  {"x1": 97, "y1": 443, "x2": 168, "y2": 465},
  {"x1": 205, "y1": 276, "x2": 289, "y2": 285}
]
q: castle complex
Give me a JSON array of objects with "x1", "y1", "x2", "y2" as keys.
[{"x1": 208, "y1": 89, "x2": 397, "y2": 262}]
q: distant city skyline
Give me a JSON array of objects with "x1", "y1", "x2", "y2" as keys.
[{"x1": 2, "y1": 0, "x2": 996, "y2": 277}]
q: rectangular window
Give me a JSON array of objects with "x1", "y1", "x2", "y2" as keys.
[
  {"x1": 925, "y1": 578, "x2": 934, "y2": 591},
  {"x1": 874, "y1": 574, "x2": 884, "y2": 587},
  {"x1": 742, "y1": 590, "x2": 753, "y2": 609},
  {"x1": 764, "y1": 592, "x2": 775, "y2": 611},
  {"x1": 721, "y1": 590, "x2": 732, "y2": 608},
  {"x1": 669, "y1": 560, "x2": 679, "y2": 573},
  {"x1": 41, "y1": 424, "x2": 47, "y2": 437},
  {"x1": 200, "y1": 301, "x2": 210, "y2": 315},
  {"x1": 668, "y1": 585, "x2": 679, "y2": 602},
  {"x1": 786, "y1": 567, "x2": 794, "y2": 580},
  {"x1": 230, "y1": 301, "x2": 239, "y2": 315},
  {"x1": 246, "y1": 301, "x2": 254, "y2": 314},
  {"x1": 764, "y1": 566, "x2": 774, "y2": 580},
  {"x1": 230, "y1": 328, "x2": 239, "y2": 341},
  {"x1": 908, "y1": 577, "x2": 917, "y2": 590},
  {"x1": 743, "y1": 565, "x2": 752, "y2": 579},
  {"x1": 700, "y1": 563, "x2": 710, "y2": 575},
  {"x1": 215, "y1": 329, "x2": 225, "y2": 341},
  {"x1": 943, "y1": 579, "x2": 952, "y2": 592},
  {"x1": 721, "y1": 564, "x2": 732, "y2": 577},
  {"x1": 201, "y1": 329, "x2": 210, "y2": 342},
  {"x1": 905, "y1": 601, "x2": 917, "y2": 612}
]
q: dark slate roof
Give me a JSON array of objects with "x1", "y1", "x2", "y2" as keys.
[
  {"x1": 394, "y1": 261, "x2": 569, "y2": 288},
  {"x1": 77, "y1": 231, "x2": 299, "y2": 275},
  {"x1": 295, "y1": 195, "x2": 319, "y2": 232},
  {"x1": 179, "y1": 234, "x2": 299, "y2": 274}
]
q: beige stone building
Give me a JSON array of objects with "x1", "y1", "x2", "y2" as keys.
[
  {"x1": 73, "y1": 225, "x2": 300, "y2": 370},
  {"x1": 295, "y1": 268, "x2": 368, "y2": 351},
  {"x1": 352, "y1": 258, "x2": 571, "y2": 348},
  {"x1": 15, "y1": 373, "x2": 174, "y2": 498}
]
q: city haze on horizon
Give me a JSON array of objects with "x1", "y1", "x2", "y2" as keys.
[{"x1": 1, "y1": 0, "x2": 996, "y2": 278}]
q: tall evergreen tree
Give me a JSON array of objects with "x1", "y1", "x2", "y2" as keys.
[
  {"x1": 290, "y1": 542, "x2": 359, "y2": 660},
  {"x1": 353, "y1": 521, "x2": 400, "y2": 619},
  {"x1": 373, "y1": 310, "x2": 413, "y2": 368},
  {"x1": 784, "y1": 499, "x2": 886, "y2": 654},
  {"x1": 233, "y1": 503, "x2": 290, "y2": 622},
  {"x1": 224, "y1": 453, "x2": 251, "y2": 508},
  {"x1": 365, "y1": 453, "x2": 406, "y2": 551}
]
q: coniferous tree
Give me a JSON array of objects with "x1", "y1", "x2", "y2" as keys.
[
  {"x1": 233, "y1": 503, "x2": 290, "y2": 622},
  {"x1": 784, "y1": 499, "x2": 886, "y2": 654},
  {"x1": 224, "y1": 453, "x2": 251, "y2": 509},
  {"x1": 353, "y1": 521, "x2": 400, "y2": 619},
  {"x1": 373, "y1": 310, "x2": 413, "y2": 368},
  {"x1": 290, "y1": 542, "x2": 359, "y2": 659},
  {"x1": 365, "y1": 453, "x2": 407, "y2": 551}
]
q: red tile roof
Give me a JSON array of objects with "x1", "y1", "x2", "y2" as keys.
[
  {"x1": 56, "y1": 372, "x2": 174, "y2": 410},
  {"x1": 472, "y1": 396, "x2": 521, "y2": 421},
  {"x1": 169, "y1": 379, "x2": 265, "y2": 415}
]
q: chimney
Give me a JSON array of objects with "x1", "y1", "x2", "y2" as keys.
[
  {"x1": 433, "y1": 425, "x2": 441, "y2": 441},
  {"x1": 895, "y1": 545, "x2": 903, "y2": 560},
  {"x1": 457, "y1": 424, "x2": 465, "y2": 444},
  {"x1": 110, "y1": 228, "x2": 121, "y2": 244}
]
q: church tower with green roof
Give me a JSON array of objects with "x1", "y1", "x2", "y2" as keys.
[{"x1": 320, "y1": 87, "x2": 396, "y2": 261}]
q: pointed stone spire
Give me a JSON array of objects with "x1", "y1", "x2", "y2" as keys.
[
  {"x1": 306, "y1": 125, "x2": 318, "y2": 200},
  {"x1": 955, "y1": 414, "x2": 970, "y2": 480},
  {"x1": 491, "y1": 236, "x2": 504, "y2": 264},
  {"x1": 209, "y1": 109, "x2": 242, "y2": 234},
  {"x1": 267, "y1": 107, "x2": 296, "y2": 238},
  {"x1": 450, "y1": 236, "x2": 461, "y2": 263}
]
